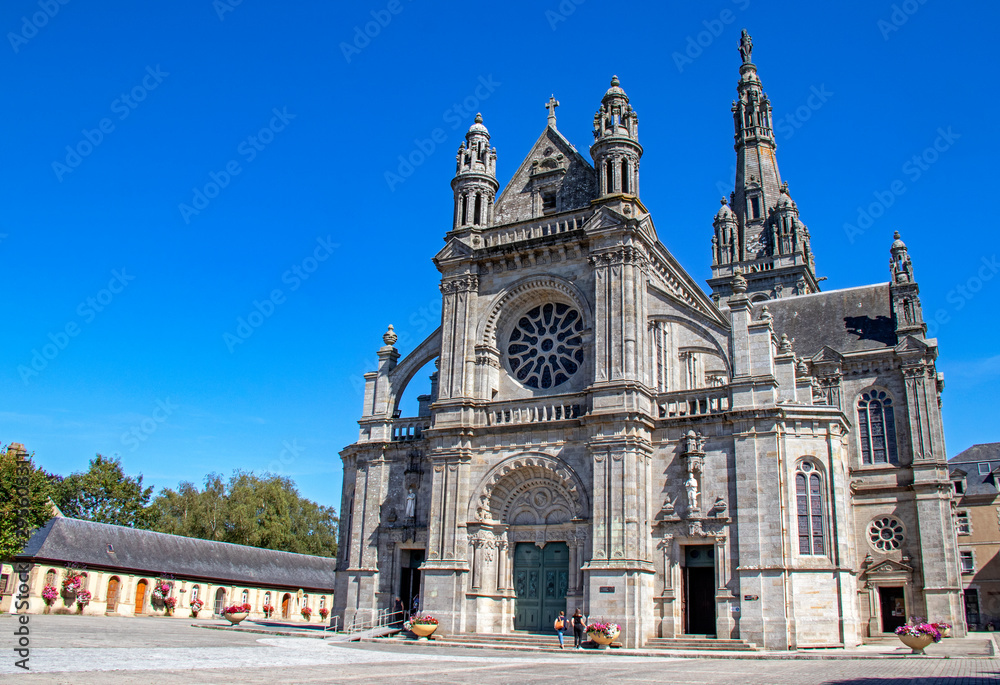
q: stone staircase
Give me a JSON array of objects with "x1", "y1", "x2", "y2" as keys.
[
  {"x1": 431, "y1": 631, "x2": 622, "y2": 649},
  {"x1": 645, "y1": 635, "x2": 757, "y2": 651}
]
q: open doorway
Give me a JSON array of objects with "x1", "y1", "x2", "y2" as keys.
[
  {"x1": 400, "y1": 549, "x2": 424, "y2": 616},
  {"x1": 879, "y1": 586, "x2": 906, "y2": 633},
  {"x1": 683, "y1": 545, "x2": 716, "y2": 635}
]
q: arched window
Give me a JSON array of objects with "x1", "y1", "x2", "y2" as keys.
[
  {"x1": 44, "y1": 569, "x2": 56, "y2": 586},
  {"x1": 241, "y1": 589, "x2": 249, "y2": 605},
  {"x1": 264, "y1": 591, "x2": 271, "y2": 606},
  {"x1": 606, "y1": 159, "x2": 614, "y2": 194},
  {"x1": 319, "y1": 596, "x2": 325, "y2": 609},
  {"x1": 303, "y1": 593, "x2": 310, "y2": 608},
  {"x1": 796, "y1": 462, "x2": 825, "y2": 555},
  {"x1": 620, "y1": 159, "x2": 629, "y2": 194},
  {"x1": 858, "y1": 389, "x2": 898, "y2": 465},
  {"x1": 190, "y1": 585, "x2": 199, "y2": 603}
]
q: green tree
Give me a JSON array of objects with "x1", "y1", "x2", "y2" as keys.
[
  {"x1": 152, "y1": 470, "x2": 337, "y2": 557},
  {"x1": 54, "y1": 454, "x2": 155, "y2": 527},
  {"x1": 0, "y1": 443, "x2": 53, "y2": 562}
]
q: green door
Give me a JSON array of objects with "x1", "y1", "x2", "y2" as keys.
[{"x1": 513, "y1": 542, "x2": 568, "y2": 631}]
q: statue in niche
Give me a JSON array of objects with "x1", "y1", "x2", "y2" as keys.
[
  {"x1": 405, "y1": 488, "x2": 416, "y2": 518},
  {"x1": 685, "y1": 473, "x2": 699, "y2": 511}
]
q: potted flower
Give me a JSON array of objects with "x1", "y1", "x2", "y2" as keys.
[
  {"x1": 163, "y1": 596, "x2": 178, "y2": 616},
  {"x1": 586, "y1": 621, "x2": 622, "y2": 649},
  {"x1": 222, "y1": 602, "x2": 252, "y2": 625},
  {"x1": 895, "y1": 620, "x2": 942, "y2": 654},
  {"x1": 301, "y1": 606, "x2": 313, "y2": 620},
  {"x1": 932, "y1": 622, "x2": 952, "y2": 638},
  {"x1": 262, "y1": 604, "x2": 275, "y2": 618},
  {"x1": 319, "y1": 607, "x2": 329, "y2": 620},
  {"x1": 75, "y1": 590, "x2": 92, "y2": 614},
  {"x1": 190, "y1": 599, "x2": 204, "y2": 618},
  {"x1": 409, "y1": 615, "x2": 438, "y2": 639}
]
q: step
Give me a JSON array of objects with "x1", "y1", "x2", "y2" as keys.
[{"x1": 646, "y1": 637, "x2": 757, "y2": 651}]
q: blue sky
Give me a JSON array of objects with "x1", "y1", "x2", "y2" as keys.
[{"x1": 2, "y1": 0, "x2": 997, "y2": 510}]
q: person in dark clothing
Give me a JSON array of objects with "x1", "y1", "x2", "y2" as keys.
[
  {"x1": 571, "y1": 608, "x2": 587, "y2": 649},
  {"x1": 392, "y1": 597, "x2": 405, "y2": 627}
]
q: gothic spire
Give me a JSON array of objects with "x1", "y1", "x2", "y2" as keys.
[
  {"x1": 889, "y1": 231, "x2": 926, "y2": 338},
  {"x1": 707, "y1": 32, "x2": 819, "y2": 305}
]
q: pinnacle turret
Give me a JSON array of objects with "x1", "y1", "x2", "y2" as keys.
[
  {"x1": 451, "y1": 114, "x2": 498, "y2": 230},
  {"x1": 591, "y1": 76, "x2": 642, "y2": 198}
]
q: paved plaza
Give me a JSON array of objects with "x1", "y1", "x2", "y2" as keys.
[{"x1": 3, "y1": 615, "x2": 1000, "y2": 684}]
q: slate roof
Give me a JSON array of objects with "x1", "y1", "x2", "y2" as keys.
[
  {"x1": 752, "y1": 283, "x2": 897, "y2": 358},
  {"x1": 17, "y1": 517, "x2": 336, "y2": 591},
  {"x1": 948, "y1": 443, "x2": 1000, "y2": 498}
]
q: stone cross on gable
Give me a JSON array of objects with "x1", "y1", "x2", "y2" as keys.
[{"x1": 545, "y1": 95, "x2": 559, "y2": 127}]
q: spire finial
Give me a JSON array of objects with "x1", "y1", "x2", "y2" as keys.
[
  {"x1": 474, "y1": 113, "x2": 483, "y2": 124},
  {"x1": 545, "y1": 95, "x2": 560, "y2": 127},
  {"x1": 382, "y1": 324, "x2": 398, "y2": 347},
  {"x1": 610, "y1": 75, "x2": 620, "y2": 86},
  {"x1": 739, "y1": 29, "x2": 753, "y2": 64}
]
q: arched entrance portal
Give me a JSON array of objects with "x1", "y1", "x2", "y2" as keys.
[
  {"x1": 281, "y1": 593, "x2": 291, "y2": 619},
  {"x1": 470, "y1": 455, "x2": 589, "y2": 634},
  {"x1": 134, "y1": 579, "x2": 148, "y2": 615},
  {"x1": 513, "y1": 542, "x2": 569, "y2": 631}
]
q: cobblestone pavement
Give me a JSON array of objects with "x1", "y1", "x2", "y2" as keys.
[{"x1": 3, "y1": 615, "x2": 1000, "y2": 684}]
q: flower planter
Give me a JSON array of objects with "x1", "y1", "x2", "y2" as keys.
[
  {"x1": 587, "y1": 630, "x2": 620, "y2": 650},
  {"x1": 898, "y1": 633, "x2": 934, "y2": 654},
  {"x1": 939, "y1": 627, "x2": 951, "y2": 638},
  {"x1": 224, "y1": 612, "x2": 249, "y2": 625},
  {"x1": 410, "y1": 623, "x2": 437, "y2": 639}
]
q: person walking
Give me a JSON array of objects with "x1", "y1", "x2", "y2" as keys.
[
  {"x1": 553, "y1": 610, "x2": 567, "y2": 649},
  {"x1": 410, "y1": 593, "x2": 420, "y2": 617},
  {"x1": 392, "y1": 596, "x2": 405, "y2": 627},
  {"x1": 571, "y1": 608, "x2": 587, "y2": 649}
]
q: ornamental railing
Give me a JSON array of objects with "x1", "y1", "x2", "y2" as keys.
[
  {"x1": 481, "y1": 209, "x2": 591, "y2": 248},
  {"x1": 657, "y1": 388, "x2": 730, "y2": 419},
  {"x1": 485, "y1": 394, "x2": 587, "y2": 426},
  {"x1": 390, "y1": 417, "x2": 431, "y2": 441}
]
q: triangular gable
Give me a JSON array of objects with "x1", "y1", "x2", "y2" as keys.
[
  {"x1": 493, "y1": 126, "x2": 596, "y2": 226},
  {"x1": 811, "y1": 346, "x2": 845, "y2": 364},
  {"x1": 861, "y1": 558, "x2": 913, "y2": 578},
  {"x1": 433, "y1": 237, "x2": 475, "y2": 266},
  {"x1": 894, "y1": 335, "x2": 931, "y2": 353}
]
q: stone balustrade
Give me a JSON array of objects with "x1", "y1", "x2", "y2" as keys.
[
  {"x1": 485, "y1": 396, "x2": 586, "y2": 426},
  {"x1": 390, "y1": 417, "x2": 431, "y2": 441},
  {"x1": 657, "y1": 387, "x2": 730, "y2": 419},
  {"x1": 481, "y1": 209, "x2": 590, "y2": 248}
]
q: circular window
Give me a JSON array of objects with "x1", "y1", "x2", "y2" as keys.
[
  {"x1": 868, "y1": 516, "x2": 905, "y2": 552},
  {"x1": 506, "y1": 302, "x2": 584, "y2": 389}
]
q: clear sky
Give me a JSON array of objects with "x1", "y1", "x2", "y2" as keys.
[{"x1": 2, "y1": 0, "x2": 997, "y2": 510}]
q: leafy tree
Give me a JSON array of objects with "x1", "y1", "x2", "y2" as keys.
[
  {"x1": 0, "y1": 443, "x2": 53, "y2": 562},
  {"x1": 53, "y1": 454, "x2": 155, "y2": 527},
  {"x1": 152, "y1": 470, "x2": 338, "y2": 557}
]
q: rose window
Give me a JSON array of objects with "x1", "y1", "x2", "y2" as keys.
[
  {"x1": 868, "y1": 516, "x2": 904, "y2": 552},
  {"x1": 507, "y1": 303, "x2": 584, "y2": 389}
]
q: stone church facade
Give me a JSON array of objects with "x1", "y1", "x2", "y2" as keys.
[{"x1": 334, "y1": 33, "x2": 964, "y2": 649}]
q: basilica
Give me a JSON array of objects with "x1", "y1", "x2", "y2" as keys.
[{"x1": 333, "y1": 32, "x2": 964, "y2": 649}]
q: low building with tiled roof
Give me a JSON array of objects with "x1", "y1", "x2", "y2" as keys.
[
  {"x1": 949, "y1": 443, "x2": 1000, "y2": 630},
  {"x1": 0, "y1": 515, "x2": 335, "y2": 622}
]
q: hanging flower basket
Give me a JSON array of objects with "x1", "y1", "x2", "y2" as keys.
[
  {"x1": 190, "y1": 599, "x2": 204, "y2": 618},
  {"x1": 61, "y1": 573, "x2": 83, "y2": 597},
  {"x1": 75, "y1": 589, "x2": 92, "y2": 613}
]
